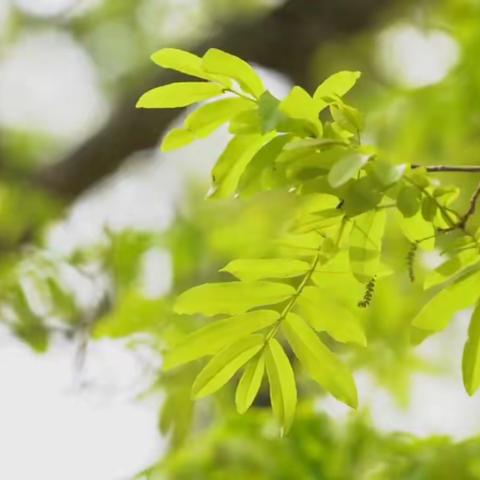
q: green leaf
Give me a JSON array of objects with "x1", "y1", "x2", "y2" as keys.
[
  {"x1": 313, "y1": 71, "x2": 361, "y2": 106},
  {"x1": 93, "y1": 291, "x2": 166, "y2": 339},
  {"x1": 221, "y1": 258, "x2": 310, "y2": 281},
  {"x1": 192, "y1": 334, "x2": 264, "y2": 398},
  {"x1": 328, "y1": 155, "x2": 366, "y2": 188},
  {"x1": 265, "y1": 338, "x2": 297, "y2": 434},
  {"x1": 210, "y1": 134, "x2": 274, "y2": 198},
  {"x1": 161, "y1": 98, "x2": 253, "y2": 151},
  {"x1": 371, "y1": 161, "x2": 406, "y2": 186},
  {"x1": 258, "y1": 91, "x2": 282, "y2": 133},
  {"x1": 238, "y1": 134, "x2": 291, "y2": 195},
  {"x1": 202, "y1": 48, "x2": 265, "y2": 98},
  {"x1": 397, "y1": 185, "x2": 421, "y2": 217},
  {"x1": 342, "y1": 176, "x2": 383, "y2": 216},
  {"x1": 282, "y1": 312, "x2": 357, "y2": 408},
  {"x1": 330, "y1": 103, "x2": 363, "y2": 133},
  {"x1": 174, "y1": 281, "x2": 295, "y2": 316},
  {"x1": 150, "y1": 48, "x2": 230, "y2": 86},
  {"x1": 463, "y1": 301, "x2": 480, "y2": 395},
  {"x1": 279, "y1": 86, "x2": 323, "y2": 137},
  {"x1": 399, "y1": 211, "x2": 435, "y2": 250},
  {"x1": 136, "y1": 82, "x2": 224, "y2": 109},
  {"x1": 421, "y1": 196, "x2": 438, "y2": 221},
  {"x1": 297, "y1": 286, "x2": 366, "y2": 346},
  {"x1": 412, "y1": 269, "x2": 480, "y2": 333},
  {"x1": 164, "y1": 310, "x2": 279, "y2": 370},
  {"x1": 349, "y1": 209, "x2": 386, "y2": 283},
  {"x1": 161, "y1": 128, "x2": 196, "y2": 152},
  {"x1": 235, "y1": 354, "x2": 265, "y2": 414},
  {"x1": 424, "y1": 252, "x2": 479, "y2": 289}
]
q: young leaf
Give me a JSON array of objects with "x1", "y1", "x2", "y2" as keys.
[
  {"x1": 221, "y1": 258, "x2": 310, "y2": 281},
  {"x1": 161, "y1": 128, "x2": 196, "y2": 152},
  {"x1": 238, "y1": 134, "x2": 291, "y2": 195},
  {"x1": 313, "y1": 71, "x2": 361, "y2": 105},
  {"x1": 161, "y1": 98, "x2": 253, "y2": 152},
  {"x1": 397, "y1": 185, "x2": 421, "y2": 217},
  {"x1": 328, "y1": 155, "x2": 366, "y2": 188},
  {"x1": 463, "y1": 301, "x2": 480, "y2": 396},
  {"x1": 192, "y1": 334, "x2": 264, "y2": 398},
  {"x1": 371, "y1": 160, "x2": 406, "y2": 186},
  {"x1": 186, "y1": 97, "x2": 252, "y2": 131},
  {"x1": 282, "y1": 312, "x2": 358, "y2": 408},
  {"x1": 210, "y1": 134, "x2": 274, "y2": 198},
  {"x1": 297, "y1": 286, "x2": 366, "y2": 346},
  {"x1": 202, "y1": 48, "x2": 265, "y2": 98},
  {"x1": 265, "y1": 338, "x2": 297, "y2": 434},
  {"x1": 164, "y1": 310, "x2": 279, "y2": 370},
  {"x1": 279, "y1": 86, "x2": 322, "y2": 137},
  {"x1": 399, "y1": 211, "x2": 435, "y2": 250},
  {"x1": 174, "y1": 281, "x2": 295, "y2": 316},
  {"x1": 235, "y1": 354, "x2": 266, "y2": 414},
  {"x1": 136, "y1": 82, "x2": 224, "y2": 109},
  {"x1": 412, "y1": 269, "x2": 480, "y2": 333},
  {"x1": 150, "y1": 48, "x2": 230, "y2": 86},
  {"x1": 421, "y1": 196, "x2": 437, "y2": 221},
  {"x1": 258, "y1": 91, "x2": 282, "y2": 132},
  {"x1": 349, "y1": 209, "x2": 386, "y2": 283}
]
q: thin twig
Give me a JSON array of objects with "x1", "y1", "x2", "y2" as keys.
[
  {"x1": 412, "y1": 164, "x2": 480, "y2": 173},
  {"x1": 458, "y1": 180, "x2": 480, "y2": 229}
]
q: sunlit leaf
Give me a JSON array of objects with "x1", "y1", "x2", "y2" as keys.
[
  {"x1": 313, "y1": 71, "x2": 361, "y2": 106},
  {"x1": 279, "y1": 86, "x2": 322, "y2": 137},
  {"x1": 463, "y1": 301, "x2": 480, "y2": 396},
  {"x1": 210, "y1": 134, "x2": 274, "y2": 198},
  {"x1": 202, "y1": 48, "x2": 265, "y2": 98},
  {"x1": 150, "y1": 48, "x2": 231, "y2": 86},
  {"x1": 164, "y1": 310, "x2": 279, "y2": 369},
  {"x1": 192, "y1": 334, "x2": 264, "y2": 398},
  {"x1": 297, "y1": 286, "x2": 366, "y2": 346},
  {"x1": 328, "y1": 155, "x2": 366, "y2": 188},
  {"x1": 221, "y1": 258, "x2": 310, "y2": 281},
  {"x1": 136, "y1": 82, "x2": 224, "y2": 108},
  {"x1": 174, "y1": 281, "x2": 295, "y2": 316},
  {"x1": 235, "y1": 354, "x2": 265, "y2": 414},
  {"x1": 412, "y1": 269, "x2": 480, "y2": 333},
  {"x1": 349, "y1": 209, "x2": 386, "y2": 283},
  {"x1": 282, "y1": 312, "x2": 357, "y2": 408},
  {"x1": 265, "y1": 338, "x2": 297, "y2": 434}
]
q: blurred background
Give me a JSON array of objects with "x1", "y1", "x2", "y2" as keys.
[{"x1": 2, "y1": 0, "x2": 480, "y2": 478}]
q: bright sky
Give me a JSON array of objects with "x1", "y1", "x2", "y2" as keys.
[{"x1": 0, "y1": 334, "x2": 164, "y2": 480}]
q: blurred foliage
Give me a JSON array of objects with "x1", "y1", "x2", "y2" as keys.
[
  {"x1": 140, "y1": 406, "x2": 480, "y2": 480},
  {"x1": 2, "y1": 0, "x2": 480, "y2": 478}
]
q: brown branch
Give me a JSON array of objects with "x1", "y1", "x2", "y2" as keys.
[
  {"x1": 458, "y1": 180, "x2": 480, "y2": 229},
  {"x1": 411, "y1": 164, "x2": 480, "y2": 173}
]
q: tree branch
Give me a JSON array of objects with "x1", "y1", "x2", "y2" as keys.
[
  {"x1": 411, "y1": 164, "x2": 480, "y2": 173},
  {"x1": 458, "y1": 180, "x2": 480, "y2": 229}
]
